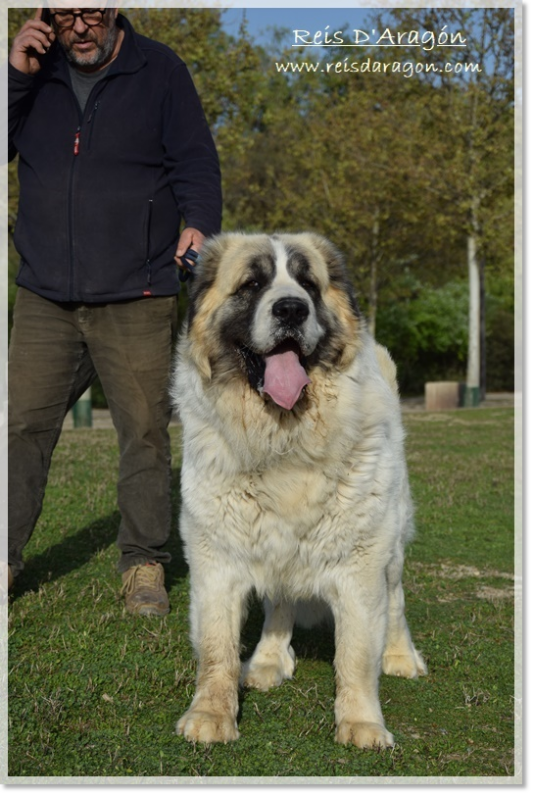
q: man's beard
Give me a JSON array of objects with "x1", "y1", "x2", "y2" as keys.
[{"x1": 62, "y1": 19, "x2": 118, "y2": 71}]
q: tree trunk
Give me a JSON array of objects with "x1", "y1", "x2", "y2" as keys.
[{"x1": 465, "y1": 198, "x2": 481, "y2": 406}]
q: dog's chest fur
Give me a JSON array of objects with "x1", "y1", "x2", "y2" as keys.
[{"x1": 177, "y1": 352, "x2": 404, "y2": 597}]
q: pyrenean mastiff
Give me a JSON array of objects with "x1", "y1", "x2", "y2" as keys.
[{"x1": 171, "y1": 232, "x2": 426, "y2": 749}]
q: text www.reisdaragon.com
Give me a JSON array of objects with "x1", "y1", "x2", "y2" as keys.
[{"x1": 274, "y1": 58, "x2": 483, "y2": 78}]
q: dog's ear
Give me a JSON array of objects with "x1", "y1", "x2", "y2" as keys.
[
  {"x1": 193, "y1": 234, "x2": 233, "y2": 281},
  {"x1": 186, "y1": 234, "x2": 232, "y2": 333},
  {"x1": 186, "y1": 234, "x2": 236, "y2": 381},
  {"x1": 300, "y1": 232, "x2": 365, "y2": 371}
]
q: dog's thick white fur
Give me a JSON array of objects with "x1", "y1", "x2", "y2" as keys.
[{"x1": 171, "y1": 232, "x2": 426, "y2": 749}]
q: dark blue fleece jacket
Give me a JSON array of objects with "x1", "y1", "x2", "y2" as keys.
[{"x1": 8, "y1": 14, "x2": 222, "y2": 302}]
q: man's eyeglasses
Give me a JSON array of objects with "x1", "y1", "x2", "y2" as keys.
[{"x1": 50, "y1": 10, "x2": 106, "y2": 29}]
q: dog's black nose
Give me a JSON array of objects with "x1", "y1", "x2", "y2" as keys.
[{"x1": 272, "y1": 297, "x2": 309, "y2": 326}]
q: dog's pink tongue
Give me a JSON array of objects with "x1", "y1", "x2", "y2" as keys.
[{"x1": 263, "y1": 349, "x2": 310, "y2": 410}]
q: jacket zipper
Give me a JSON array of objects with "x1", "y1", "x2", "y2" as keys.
[
  {"x1": 67, "y1": 80, "x2": 106, "y2": 297},
  {"x1": 68, "y1": 92, "x2": 103, "y2": 295},
  {"x1": 86, "y1": 100, "x2": 100, "y2": 150},
  {"x1": 73, "y1": 101, "x2": 100, "y2": 156},
  {"x1": 68, "y1": 121, "x2": 83, "y2": 296}
]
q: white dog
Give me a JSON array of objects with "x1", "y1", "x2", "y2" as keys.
[{"x1": 171, "y1": 232, "x2": 426, "y2": 749}]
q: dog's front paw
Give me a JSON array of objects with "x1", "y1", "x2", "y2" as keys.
[
  {"x1": 176, "y1": 708, "x2": 239, "y2": 744},
  {"x1": 241, "y1": 645, "x2": 296, "y2": 691},
  {"x1": 335, "y1": 720, "x2": 394, "y2": 749},
  {"x1": 382, "y1": 647, "x2": 427, "y2": 679}
]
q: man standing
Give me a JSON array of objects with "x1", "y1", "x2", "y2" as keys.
[{"x1": 8, "y1": 8, "x2": 222, "y2": 615}]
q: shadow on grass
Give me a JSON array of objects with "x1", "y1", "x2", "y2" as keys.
[
  {"x1": 240, "y1": 596, "x2": 336, "y2": 667},
  {"x1": 12, "y1": 466, "x2": 189, "y2": 598},
  {"x1": 13, "y1": 511, "x2": 122, "y2": 597}
]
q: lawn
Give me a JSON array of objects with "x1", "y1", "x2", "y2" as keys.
[{"x1": 7, "y1": 407, "x2": 518, "y2": 782}]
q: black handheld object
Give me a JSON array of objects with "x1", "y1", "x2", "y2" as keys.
[
  {"x1": 179, "y1": 248, "x2": 199, "y2": 283},
  {"x1": 41, "y1": 8, "x2": 52, "y2": 26}
]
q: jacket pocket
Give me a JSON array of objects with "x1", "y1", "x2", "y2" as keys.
[{"x1": 144, "y1": 198, "x2": 154, "y2": 285}]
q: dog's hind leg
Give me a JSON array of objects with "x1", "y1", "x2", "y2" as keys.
[
  {"x1": 382, "y1": 545, "x2": 427, "y2": 679},
  {"x1": 241, "y1": 598, "x2": 296, "y2": 691}
]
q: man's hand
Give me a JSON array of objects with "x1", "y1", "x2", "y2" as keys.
[
  {"x1": 9, "y1": 8, "x2": 56, "y2": 76},
  {"x1": 175, "y1": 228, "x2": 206, "y2": 272}
]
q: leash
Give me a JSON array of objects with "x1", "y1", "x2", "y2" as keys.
[{"x1": 179, "y1": 248, "x2": 199, "y2": 282}]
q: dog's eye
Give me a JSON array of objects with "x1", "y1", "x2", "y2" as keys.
[
  {"x1": 299, "y1": 278, "x2": 318, "y2": 294},
  {"x1": 239, "y1": 279, "x2": 262, "y2": 292}
]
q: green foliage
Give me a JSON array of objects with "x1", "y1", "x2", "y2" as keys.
[
  {"x1": 377, "y1": 278, "x2": 469, "y2": 394},
  {"x1": 376, "y1": 276, "x2": 514, "y2": 394},
  {"x1": 484, "y1": 284, "x2": 515, "y2": 393},
  {"x1": 399, "y1": 283, "x2": 469, "y2": 356},
  {"x1": 7, "y1": 7, "x2": 514, "y2": 398},
  {"x1": 8, "y1": 410, "x2": 516, "y2": 779}
]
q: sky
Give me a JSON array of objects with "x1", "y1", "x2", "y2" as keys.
[{"x1": 221, "y1": 7, "x2": 376, "y2": 48}]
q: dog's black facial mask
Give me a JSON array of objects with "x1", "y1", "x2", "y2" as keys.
[
  {"x1": 212, "y1": 252, "x2": 276, "y2": 389},
  {"x1": 229, "y1": 262, "x2": 273, "y2": 388},
  {"x1": 237, "y1": 345, "x2": 266, "y2": 392}
]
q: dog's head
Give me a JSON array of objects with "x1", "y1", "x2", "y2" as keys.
[{"x1": 185, "y1": 232, "x2": 363, "y2": 410}]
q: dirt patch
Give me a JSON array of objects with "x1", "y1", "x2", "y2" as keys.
[
  {"x1": 411, "y1": 561, "x2": 514, "y2": 581},
  {"x1": 410, "y1": 561, "x2": 515, "y2": 602},
  {"x1": 475, "y1": 585, "x2": 515, "y2": 602}
]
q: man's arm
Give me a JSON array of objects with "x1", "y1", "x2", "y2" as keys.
[
  {"x1": 9, "y1": 8, "x2": 55, "y2": 76},
  {"x1": 8, "y1": 8, "x2": 56, "y2": 161},
  {"x1": 161, "y1": 63, "x2": 223, "y2": 265}
]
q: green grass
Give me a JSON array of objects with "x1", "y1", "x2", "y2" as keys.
[{"x1": 8, "y1": 408, "x2": 517, "y2": 780}]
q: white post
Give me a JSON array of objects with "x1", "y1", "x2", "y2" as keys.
[{"x1": 465, "y1": 233, "x2": 480, "y2": 406}]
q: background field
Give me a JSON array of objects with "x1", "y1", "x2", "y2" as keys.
[{"x1": 8, "y1": 407, "x2": 516, "y2": 781}]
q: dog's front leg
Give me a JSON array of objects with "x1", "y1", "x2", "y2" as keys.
[
  {"x1": 177, "y1": 571, "x2": 247, "y2": 744},
  {"x1": 331, "y1": 574, "x2": 394, "y2": 750}
]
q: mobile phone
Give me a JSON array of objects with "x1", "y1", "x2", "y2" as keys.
[{"x1": 41, "y1": 8, "x2": 51, "y2": 26}]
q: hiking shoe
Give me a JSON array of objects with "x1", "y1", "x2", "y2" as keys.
[{"x1": 121, "y1": 562, "x2": 169, "y2": 616}]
